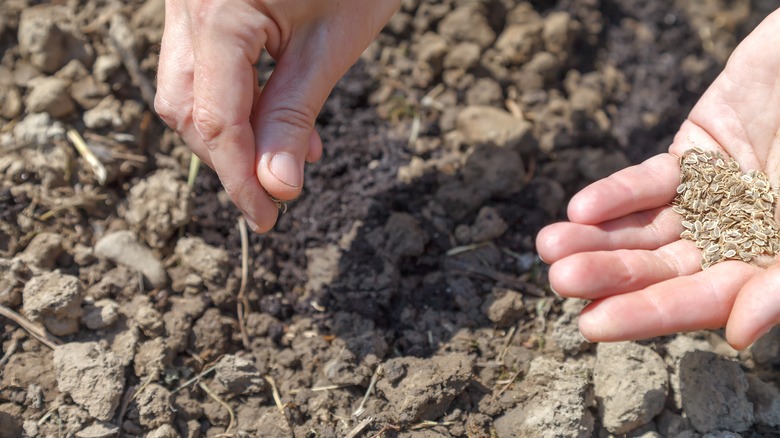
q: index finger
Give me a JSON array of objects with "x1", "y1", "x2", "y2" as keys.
[{"x1": 567, "y1": 153, "x2": 681, "y2": 225}]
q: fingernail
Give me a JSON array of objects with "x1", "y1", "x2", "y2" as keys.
[
  {"x1": 244, "y1": 215, "x2": 259, "y2": 233},
  {"x1": 268, "y1": 153, "x2": 302, "y2": 188}
]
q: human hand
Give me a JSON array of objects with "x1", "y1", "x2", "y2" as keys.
[
  {"x1": 155, "y1": 0, "x2": 400, "y2": 232},
  {"x1": 536, "y1": 9, "x2": 780, "y2": 350}
]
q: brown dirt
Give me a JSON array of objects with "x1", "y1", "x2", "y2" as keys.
[{"x1": 1, "y1": 0, "x2": 780, "y2": 437}]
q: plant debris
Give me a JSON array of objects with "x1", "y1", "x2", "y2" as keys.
[{"x1": 673, "y1": 147, "x2": 780, "y2": 269}]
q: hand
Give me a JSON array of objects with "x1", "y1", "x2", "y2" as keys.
[
  {"x1": 536, "y1": 9, "x2": 780, "y2": 350},
  {"x1": 155, "y1": 0, "x2": 400, "y2": 232}
]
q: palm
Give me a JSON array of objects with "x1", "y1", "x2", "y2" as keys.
[{"x1": 536, "y1": 10, "x2": 780, "y2": 349}]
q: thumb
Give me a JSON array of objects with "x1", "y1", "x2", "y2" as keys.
[
  {"x1": 253, "y1": 51, "x2": 338, "y2": 202},
  {"x1": 726, "y1": 264, "x2": 780, "y2": 350}
]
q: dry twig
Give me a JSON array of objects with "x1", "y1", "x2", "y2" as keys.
[
  {"x1": 199, "y1": 382, "x2": 236, "y2": 435},
  {"x1": 237, "y1": 217, "x2": 251, "y2": 350},
  {"x1": 0, "y1": 304, "x2": 62, "y2": 350},
  {"x1": 352, "y1": 365, "x2": 383, "y2": 418},
  {"x1": 67, "y1": 128, "x2": 108, "y2": 185},
  {"x1": 344, "y1": 416, "x2": 374, "y2": 438}
]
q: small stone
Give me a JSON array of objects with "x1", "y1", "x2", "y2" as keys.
[
  {"x1": 679, "y1": 350, "x2": 754, "y2": 433},
  {"x1": 81, "y1": 299, "x2": 119, "y2": 330},
  {"x1": 83, "y1": 95, "x2": 124, "y2": 129},
  {"x1": 135, "y1": 384, "x2": 173, "y2": 429},
  {"x1": 550, "y1": 299, "x2": 590, "y2": 355},
  {"x1": 443, "y1": 42, "x2": 481, "y2": 71},
  {"x1": 482, "y1": 288, "x2": 524, "y2": 327},
  {"x1": 543, "y1": 11, "x2": 576, "y2": 56},
  {"x1": 13, "y1": 113, "x2": 66, "y2": 147},
  {"x1": 93, "y1": 54, "x2": 122, "y2": 83},
  {"x1": 133, "y1": 300, "x2": 165, "y2": 337},
  {"x1": 494, "y1": 356, "x2": 594, "y2": 437},
  {"x1": 437, "y1": 5, "x2": 496, "y2": 48},
  {"x1": 134, "y1": 338, "x2": 171, "y2": 379},
  {"x1": 23, "y1": 272, "x2": 83, "y2": 336},
  {"x1": 93, "y1": 230, "x2": 168, "y2": 289},
  {"x1": 123, "y1": 169, "x2": 192, "y2": 249},
  {"x1": 384, "y1": 212, "x2": 429, "y2": 259},
  {"x1": 146, "y1": 424, "x2": 178, "y2": 438},
  {"x1": 594, "y1": 342, "x2": 668, "y2": 434},
  {"x1": 495, "y1": 22, "x2": 543, "y2": 66},
  {"x1": 746, "y1": 374, "x2": 780, "y2": 427},
  {"x1": 75, "y1": 422, "x2": 120, "y2": 438},
  {"x1": 214, "y1": 355, "x2": 267, "y2": 395},
  {"x1": 174, "y1": 237, "x2": 230, "y2": 285},
  {"x1": 25, "y1": 77, "x2": 75, "y2": 118},
  {"x1": 750, "y1": 325, "x2": 780, "y2": 367},
  {"x1": 457, "y1": 106, "x2": 535, "y2": 153},
  {"x1": 54, "y1": 342, "x2": 125, "y2": 421},
  {"x1": 18, "y1": 232, "x2": 63, "y2": 270},
  {"x1": 376, "y1": 353, "x2": 474, "y2": 424},
  {"x1": 469, "y1": 206, "x2": 509, "y2": 243}
]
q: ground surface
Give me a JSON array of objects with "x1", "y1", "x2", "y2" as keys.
[{"x1": 1, "y1": 0, "x2": 780, "y2": 437}]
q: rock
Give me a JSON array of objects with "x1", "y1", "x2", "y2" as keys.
[
  {"x1": 437, "y1": 5, "x2": 495, "y2": 48},
  {"x1": 25, "y1": 77, "x2": 75, "y2": 118},
  {"x1": 384, "y1": 212, "x2": 429, "y2": 259},
  {"x1": 482, "y1": 288, "x2": 524, "y2": 327},
  {"x1": 254, "y1": 410, "x2": 292, "y2": 437},
  {"x1": 746, "y1": 374, "x2": 780, "y2": 427},
  {"x1": 470, "y1": 206, "x2": 509, "y2": 243},
  {"x1": 174, "y1": 237, "x2": 230, "y2": 285},
  {"x1": 214, "y1": 355, "x2": 267, "y2": 395},
  {"x1": 18, "y1": 232, "x2": 63, "y2": 270},
  {"x1": 93, "y1": 54, "x2": 121, "y2": 83},
  {"x1": 550, "y1": 299, "x2": 590, "y2": 355},
  {"x1": 22, "y1": 272, "x2": 83, "y2": 336},
  {"x1": 0, "y1": 257, "x2": 29, "y2": 307},
  {"x1": 190, "y1": 308, "x2": 230, "y2": 361},
  {"x1": 75, "y1": 422, "x2": 120, "y2": 438},
  {"x1": 134, "y1": 338, "x2": 171, "y2": 379},
  {"x1": 495, "y1": 22, "x2": 543, "y2": 66},
  {"x1": 93, "y1": 230, "x2": 168, "y2": 288},
  {"x1": 656, "y1": 409, "x2": 695, "y2": 437},
  {"x1": 13, "y1": 113, "x2": 66, "y2": 147},
  {"x1": 543, "y1": 11, "x2": 576, "y2": 57},
  {"x1": 83, "y1": 95, "x2": 123, "y2": 129},
  {"x1": 53, "y1": 342, "x2": 125, "y2": 421},
  {"x1": 750, "y1": 325, "x2": 780, "y2": 367},
  {"x1": 81, "y1": 299, "x2": 119, "y2": 330},
  {"x1": 594, "y1": 342, "x2": 668, "y2": 434},
  {"x1": 494, "y1": 356, "x2": 594, "y2": 437},
  {"x1": 132, "y1": 298, "x2": 165, "y2": 337},
  {"x1": 18, "y1": 5, "x2": 92, "y2": 73},
  {"x1": 465, "y1": 77, "x2": 504, "y2": 107},
  {"x1": 679, "y1": 351, "x2": 754, "y2": 433},
  {"x1": 443, "y1": 42, "x2": 481, "y2": 71},
  {"x1": 0, "y1": 404, "x2": 23, "y2": 438},
  {"x1": 1, "y1": 85, "x2": 22, "y2": 119},
  {"x1": 666, "y1": 334, "x2": 713, "y2": 409},
  {"x1": 376, "y1": 353, "x2": 474, "y2": 424},
  {"x1": 457, "y1": 106, "x2": 535, "y2": 152},
  {"x1": 135, "y1": 384, "x2": 173, "y2": 429},
  {"x1": 146, "y1": 424, "x2": 178, "y2": 438},
  {"x1": 123, "y1": 169, "x2": 192, "y2": 249}
]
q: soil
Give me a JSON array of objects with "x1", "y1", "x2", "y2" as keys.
[{"x1": 1, "y1": 1, "x2": 780, "y2": 437}]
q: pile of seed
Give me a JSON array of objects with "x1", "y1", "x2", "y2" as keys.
[{"x1": 673, "y1": 147, "x2": 780, "y2": 269}]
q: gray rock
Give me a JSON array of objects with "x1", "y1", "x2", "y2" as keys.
[
  {"x1": 376, "y1": 353, "x2": 474, "y2": 424},
  {"x1": 457, "y1": 106, "x2": 535, "y2": 153},
  {"x1": 54, "y1": 342, "x2": 125, "y2": 421},
  {"x1": 465, "y1": 206, "x2": 509, "y2": 243},
  {"x1": 443, "y1": 42, "x2": 481, "y2": 71},
  {"x1": 679, "y1": 351, "x2": 753, "y2": 433},
  {"x1": 18, "y1": 232, "x2": 63, "y2": 270},
  {"x1": 594, "y1": 342, "x2": 668, "y2": 434},
  {"x1": 746, "y1": 374, "x2": 780, "y2": 427},
  {"x1": 135, "y1": 384, "x2": 173, "y2": 429},
  {"x1": 18, "y1": 5, "x2": 92, "y2": 73},
  {"x1": 123, "y1": 169, "x2": 192, "y2": 249},
  {"x1": 214, "y1": 355, "x2": 267, "y2": 395},
  {"x1": 25, "y1": 77, "x2": 75, "y2": 118},
  {"x1": 93, "y1": 231, "x2": 168, "y2": 288},
  {"x1": 83, "y1": 95, "x2": 124, "y2": 129},
  {"x1": 666, "y1": 335, "x2": 713, "y2": 409},
  {"x1": 482, "y1": 288, "x2": 524, "y2": 328},
  {"x1": 550, "y1": 298, "x2": 590, "y2": 355},
  {"x1": 146, "y1": 424, "x2": 178, "y2": 438},
  {"x1": 75, "y1": 422, "x2": 119, "y2": 438},
  {"x1": 13, "y1": 113, "x2": 66, "y2": 147},
  {"x1": 494, "y1": 356, "x2": 594, "y2": 437},
  {"x1": 81, "y1": 299, "x2": 119, "y2": 330},
  {"x1": 174, "y1": 237, "x2": 230, "y2": 285},
  {"x1": 750, "y1": 325, "x2": 780, "y2": 367},
  {"x1": 23, "y1": 272, "x2": 83, "y2": 336},
  {"x1": 437, "y1": 4, "x2": 496, "y2": 48}
]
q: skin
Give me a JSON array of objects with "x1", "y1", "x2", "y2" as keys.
[
  {"x1": 155, "y1": 0, "x2": 400, "y2": 232},
  {"x1": 536, "y1": 9, "x2": 780, "y2": 350}
]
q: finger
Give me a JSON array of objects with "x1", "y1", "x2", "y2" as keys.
[
  {"x1": 578, "y1": 261, "x2": 759, "y2": 342},
  {"x1": 549, "y1": 239, "x2": 702, "y2": 300},
  {"x1": 567, "y1": 153, "x2": 681, "y2": 225},
  {"x1": 255, "y1": 49, "x2": 341, "y2": 200},
  {"x1": 537, "y1": 206, "x2": 684, "y2": 263},
  {"x1": 188, "y1": 2, "x2": 279, "y2": 231},
  {"x1": 725, "y1": 263, "x2": 780, "y2": 350},
  {"x1": 307, "y1": 129, "x2": 323, "y2": 163},
  {"x1": 155, "y1": 0, "x2": 212, "y2": 167}
]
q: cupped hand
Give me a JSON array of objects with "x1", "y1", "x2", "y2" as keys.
[
  {"x1": 155, "y1": 0, "x2": 400, "y2": 232},
  {"x1": 536, "y1": 9, "x2": 780, "y2": 350}
]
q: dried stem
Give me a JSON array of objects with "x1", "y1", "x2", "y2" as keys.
[
  {"x1": 199, "y1": 382, "x2": 236, "y2": 435},
  {"x1": 237, "y1": 217, "x2": 251, "y2": 350},
  {"x1": 0, "y1": 304, "x2": 62, "y2": 350},
  {"x1": 67, "y1": 128, "x2": 108, "y2": 185}
]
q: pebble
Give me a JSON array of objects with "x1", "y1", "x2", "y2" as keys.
[
  {"x1": 93, "y1": 230, "x2": 168, "y2": 289},
  {"x1": 22, "y1": 272, "x2": 83, "y2": 336}
]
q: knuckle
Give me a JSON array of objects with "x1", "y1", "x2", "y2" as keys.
[
  {"x1": 154, "y1": 94, "x2": 181, "y2": 131},
  {"x1": 192, "y1": 104, "x2": 229, "y2": 147},
  {"x1": 266, "y1": 104, "x2": 318, "y2": 134}
]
